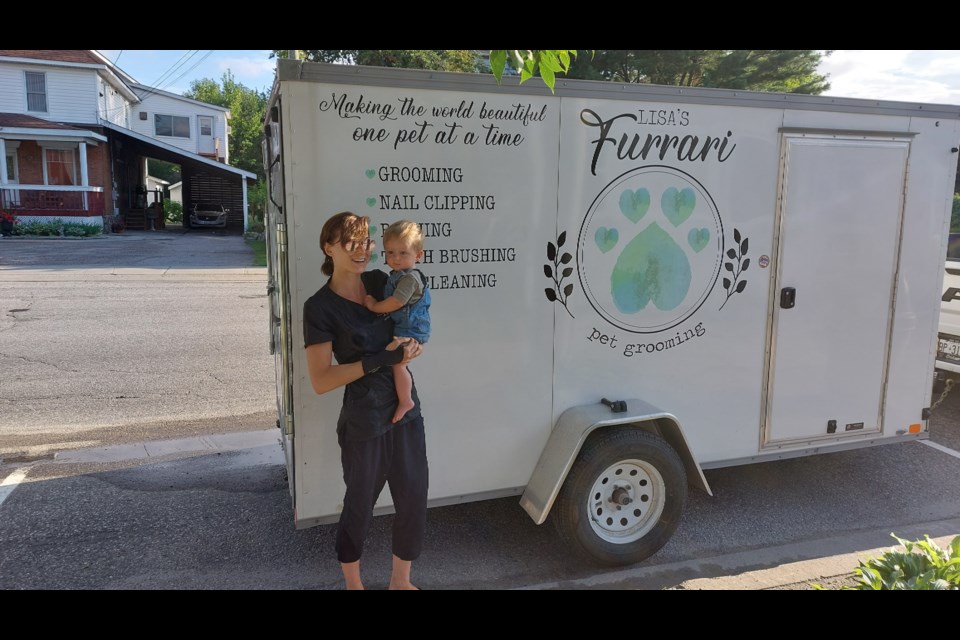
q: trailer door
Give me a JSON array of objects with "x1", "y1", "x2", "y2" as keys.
[{"x1": 764, "y1": 133, "x2": 910, "y2": 445}]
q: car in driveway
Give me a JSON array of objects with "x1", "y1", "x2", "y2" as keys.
[{"x1": 189, "y1": 201, "x2": 228, "y2": 228}]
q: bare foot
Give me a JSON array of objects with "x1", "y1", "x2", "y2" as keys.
[
  {"x1": 392, "y1": 399, "x2": 414, "y2": 424},
  {"x1": 388, "y1": 582, "x2": 420, "y2": 590}
]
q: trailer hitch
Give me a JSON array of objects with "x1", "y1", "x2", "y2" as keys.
[{"x1": 601, "y1": 397, "x2": 627, "y2": 413}]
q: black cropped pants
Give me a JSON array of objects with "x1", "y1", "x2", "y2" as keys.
[{"x1": 335, "y1": 416, "x2": 429, "y2": 564}]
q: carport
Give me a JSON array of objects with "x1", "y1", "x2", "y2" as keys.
[{"x1": 100, "y1": 121, "x2": 257, "y2": 233}]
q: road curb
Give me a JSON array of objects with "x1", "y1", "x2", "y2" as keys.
[{"x1": 519, "y1": 517, "x2": 960, "y2": 590}]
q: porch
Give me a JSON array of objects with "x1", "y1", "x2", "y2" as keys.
[{"x1": 1, "y1": 185, "x2": 105, "y2": 221}]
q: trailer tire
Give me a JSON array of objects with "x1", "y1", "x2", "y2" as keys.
[{"x1": 552, "y1": 427, "x2": 688, "y2": 566}]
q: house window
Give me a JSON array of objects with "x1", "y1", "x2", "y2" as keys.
[
  {"x1": 25, "y1": 71, "x2": 47, "y2": 112},
  {"x1": 155, "y1": 114, "x2": 190, "y2": 138},
  {"x1": 5, "y1": 150, "x2": 19, "y2": 182},
  {"x1": 44, "y1": 148, "x2": 77, "y2": 185}
]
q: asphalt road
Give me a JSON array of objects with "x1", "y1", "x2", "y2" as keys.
[{"x1": 1, "y1": 229, "x2": 959, "y2": 590}]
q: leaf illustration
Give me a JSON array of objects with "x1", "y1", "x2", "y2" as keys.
[
  {"x1": 719, "y1": 230, "x2": 750, "y2": 312},
  {"x1": 544, "y1": 230, "x2": 575, "y2": 319}
]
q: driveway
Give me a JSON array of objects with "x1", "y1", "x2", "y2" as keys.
[{"x1": 0, "y1": 227, "x2": 262, "y2": 273}]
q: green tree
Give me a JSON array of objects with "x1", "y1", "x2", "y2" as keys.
[
  {"x1": 184, "y1": 72, "x2": 268, "y2": 179},
  {"x1": 272, "y1": 50, "x2": 581, "y2": 91},
  {"x1": 272, "y1": 50, "x2": 479, "y2": 73},
  {"x1": 147, "y1": 159, "x2": 180, "y2": 185},
  {"x1": 568, "y1": 50, "x2": 831, "y2": 94}
]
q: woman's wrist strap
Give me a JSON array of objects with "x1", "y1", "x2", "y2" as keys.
[{"x1": 361, "y1": 347, "x2": 403, "y2": 374}]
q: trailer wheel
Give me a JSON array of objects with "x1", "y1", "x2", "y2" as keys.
[{"x1": 552, "y1": 428, "x2": 688, "y2": 566}]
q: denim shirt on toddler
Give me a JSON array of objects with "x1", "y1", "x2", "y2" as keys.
[{"x1": 384, "y1": 268, "x2": 431, "y2": 344}]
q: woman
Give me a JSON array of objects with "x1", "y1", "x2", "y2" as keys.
[{"x1": 303, "y1": 211, "x2": 428, "y2": 590}]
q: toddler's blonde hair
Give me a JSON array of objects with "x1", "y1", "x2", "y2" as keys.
[{"x1": 383, "y1": 219, "x2": 424, "y2": 252}]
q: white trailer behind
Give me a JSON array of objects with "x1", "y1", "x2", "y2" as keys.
[{"x1": 263, "y1": 59, "x2": 960, "y2": 565}]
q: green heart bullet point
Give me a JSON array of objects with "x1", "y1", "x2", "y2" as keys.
[
  {"x1": 365, "y1": 169, "x2": 375, "y2": 179},
  {"x1": 366, "y1": 197, "x2": 376, "y2": 208}
]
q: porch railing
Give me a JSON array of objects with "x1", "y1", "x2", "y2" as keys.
[{"x1": 0, "y1": 185, "x2": 105, "y2": 217}]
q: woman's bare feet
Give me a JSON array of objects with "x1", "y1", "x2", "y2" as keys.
[{"x1": 389, "y1": 555, "x2": 418, "y2": 590}]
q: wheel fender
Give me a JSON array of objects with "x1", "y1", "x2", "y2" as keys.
[{"x1": 519, "y1": 398, "x2": 711, "y2": 525}]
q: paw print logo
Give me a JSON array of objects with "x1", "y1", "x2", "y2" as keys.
[{"x1": 578, "y1": 166, "x2": 724, "y2": 334}]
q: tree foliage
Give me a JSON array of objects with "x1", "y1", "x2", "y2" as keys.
[
  {"x1": 272, "y1": 50, "x2": 479, "y2": 73},
  {"x1": 568, "y1": 50, "x2": 831, "y2": 94},
  {"x1": 488, "y1": 50, "x2": 580, "y2": 91},
  {"x1": 184, "y1": 71, "x2": 268, "y2": 179},
  {"x1": 272, "y1": 50, "x2": 580, "y2": 92},
  {"x1": 274, "y1": 50, "x2": 828, "y2": 95},
  {"x1": 147, "y1": 159, "x2": 180, "y2": 185}
]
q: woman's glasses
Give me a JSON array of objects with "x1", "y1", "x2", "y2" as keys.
[{"x1": 342, "y1": 238, "x2": 375, "y2": 252}]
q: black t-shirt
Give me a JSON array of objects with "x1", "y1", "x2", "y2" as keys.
[{"x1": 303, "y1": 269, "x2": 421, "y2": 441}]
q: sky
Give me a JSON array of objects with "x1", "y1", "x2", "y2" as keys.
[{"x1": 98, "y1": 50, "x2": 960, "y2": 106}]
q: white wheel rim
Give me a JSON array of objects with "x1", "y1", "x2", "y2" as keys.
[{"x1": 586, "y1": 458, "x2": 666, "y2": 544}]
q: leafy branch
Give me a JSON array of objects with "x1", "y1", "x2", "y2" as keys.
[
  {"x1": 489, "y1": 50, "x2": 586, "y2": 93},
  {"x1": 544, "y1": 231, "x2": 574, "y2": 318},
  {"x1": 719, "y1": 228, "x2": 749, "y2": 311}
]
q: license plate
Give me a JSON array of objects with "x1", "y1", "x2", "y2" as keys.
[{"x1": 938, "y1": 337, "x2": 960, "y2": 362}]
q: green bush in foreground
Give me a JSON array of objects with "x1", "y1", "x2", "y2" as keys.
[
  {"x1": 816, "y1": 533, "x2": 960, "y2": 590},
  {"x1": 13, "y1": 219, "x2": 102, "y2": 237}
]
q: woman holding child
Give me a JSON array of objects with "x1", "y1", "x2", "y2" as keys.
[{"x1": 302, "y1": 211, "x2": 429, "y2": 590}]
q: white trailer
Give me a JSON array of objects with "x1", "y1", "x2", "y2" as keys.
[{"x1": 263, "y1": 59, "x2": 960, "y2": 566}]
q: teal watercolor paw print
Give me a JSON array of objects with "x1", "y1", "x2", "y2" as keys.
[
  {"x1": 609, "y1": 187, "x2": 709, "y2": 313},
  {"x1": 611, "y1": 222, "x2": 691, "y2": 313},
  {"x1": 619, "y1": 188, "x2": 650, "y2": 223},
  {"x1": 581, "y1": 167, "x2": 725, "y2": 333}
]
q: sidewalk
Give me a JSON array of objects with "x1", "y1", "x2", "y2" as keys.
[{"x1": 0, "y1": 267, "x2": 267, "y2": 281}]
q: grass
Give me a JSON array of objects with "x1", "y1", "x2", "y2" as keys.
[{"x1": 246, "y1": 237, "x2": 266, "y2": 267}]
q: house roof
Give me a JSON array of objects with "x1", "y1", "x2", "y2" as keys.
[
  {"x1": 0, "y1": 112, "x2": 90, "y2": 130},
  {"x1": 0, "y1": 112, "x2": 107, "y2": 143},
  {"x1": 99, "y1": 120, "x2": 256, "y2": 180},
  {"x1": 0, "y1": 50, "x2": 102, "y2": 65},
  {"x1": 130, "y1": 83, "x2": 231, "y2": 113},
  {"x1": 0, "y1": 50, "x2": 140, "y2": 102}
]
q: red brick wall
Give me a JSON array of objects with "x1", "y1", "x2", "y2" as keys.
[
  {"x1": 16, "y1": 141, "x2": 44, "y2": 184},
  {"x1": 12, "y1": 140, "x2": 111, "y2": 216}
]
